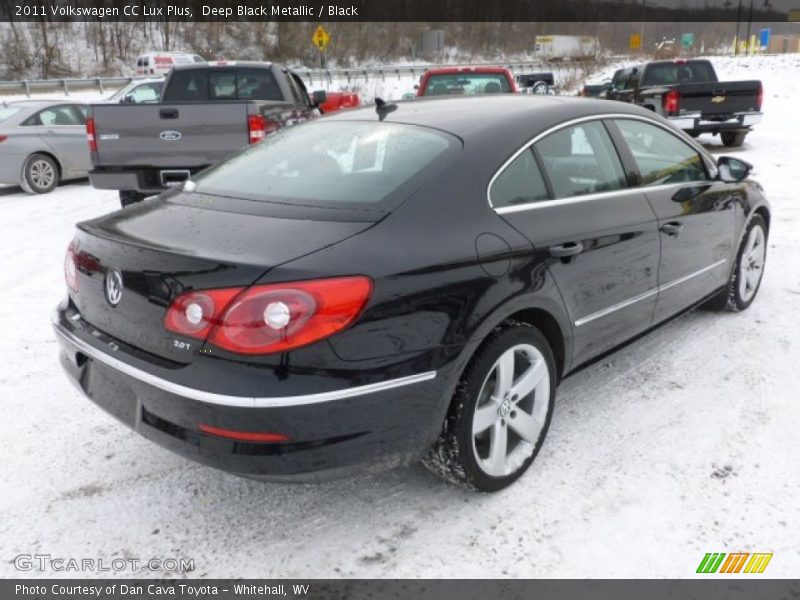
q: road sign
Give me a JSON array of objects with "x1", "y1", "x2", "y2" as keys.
[
  {"x1": 790, "y1": 8, "x2": 800, "y2": 21},
  {"x1": 759, "y1": 28, "x2": 771, "y2": 49},
  {"x1": 681, "y1": 33, "x2": 695, "y2": 49},
  {"x1": 312, "y1": 25, "x2": 331, "y2": 51},
  {"x1": 629, "y1": 33, "x2": 641, "y2": 50}
]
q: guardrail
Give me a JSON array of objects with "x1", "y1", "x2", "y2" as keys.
[{"x1": 0, "y1": 61, "x2": 595, "y2": 97}]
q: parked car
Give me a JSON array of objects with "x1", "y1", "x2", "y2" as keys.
[
  {"x1": 605, "y1": 59, "x2": 763, "y2": 147},
  {"x1": 416, "y1": 66, "x2": 517, "y2": 96},
  {"x1": 0, "y1": 100, "x2": 90, "y2": 194},
  {"x1": 135, "y1": 52, "x2": 205, "y2": 77},
  {"x1": 579, "y1": 79, "x2": 612, "y2": 98},
  {"x1": 516, "y1": 72, "x2": 556, "y2": 95},
  {"x1": 87, "y1": 61, "x2": 329, "y2": 207},
  {"x1": 105, "y1": 79, "x2": 164, "y2": 104},
  {"x1": 55, "y1": 96, "x2": 770, "y2": 491}
]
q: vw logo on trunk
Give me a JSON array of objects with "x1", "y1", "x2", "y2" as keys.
[
  {"x1": 159, "y1": 130, "x2": 182, "y2": 141},
  {"x1": 105, "y1": 269, "x2": 123, "y2": 307}
]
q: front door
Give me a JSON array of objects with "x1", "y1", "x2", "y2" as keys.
[{"x1": 609, "y1": 118, "x2": 735, "y2": 322}]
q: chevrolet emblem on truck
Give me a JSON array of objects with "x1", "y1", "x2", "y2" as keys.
[
  {"x1": 711, "y1": 95, "x2": 726, "y2": 103},
  {"x1": 159, "y1": 131, "x2": 182, "y2": 141}
]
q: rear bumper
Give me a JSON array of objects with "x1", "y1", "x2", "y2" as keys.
[
  {"x1": 667, "y1": 111, "x2": 762, "y2": 133},
  {"x1": 53, "y1": 304, "x2": 448, "y2": 481},
  {"x1": 89, "y1": 167, "x2": 205, "y2": 193}
]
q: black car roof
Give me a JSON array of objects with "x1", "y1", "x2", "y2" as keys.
[{"x1": 323, "y1": 95, "x2": 659, "y2": 143}]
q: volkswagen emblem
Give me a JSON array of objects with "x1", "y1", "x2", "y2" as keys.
[
  {"x1": 105, "y1": 269, "x2": 123, "y2": 307},
  {"x1": 159, "y1": 130, "x2": 182, "y2": 141}
]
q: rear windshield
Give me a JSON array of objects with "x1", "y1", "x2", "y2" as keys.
[
  {"x1": 0, "y1": 107, "x2": 21, "y2": 122},
  {"x1": 162, "y1": 68, "x2": 282, "y2": 102},
  {"x1": 642, "y1": 62, "x2": 716, "y2": 86},
  {"x1": 423, "y1": 73, "x2": 511, "y2": 96},
  {"x1": 191, "y1": 121, "x2": 458, "y2": 210}
]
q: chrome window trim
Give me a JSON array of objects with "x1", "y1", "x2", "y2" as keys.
[
  {"x1": 574, "y1": 259, "x2": 727, "y2": 327},
  {"x1": 53, "y1": 320, "x2": 437, "y2": 408},
  {"x1": 487, "y1": 112, "x2": 714, "y2": 213}
]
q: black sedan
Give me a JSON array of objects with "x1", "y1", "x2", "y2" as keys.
[{"x1": 54, "y1": 95, "x2": 769, "y2": 491}]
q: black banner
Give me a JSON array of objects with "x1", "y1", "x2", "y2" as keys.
[
  {"x1": 3, "y1": 580, "x2": 800, "y2": 600},
  {"x1": 0, "y1": 0, "x2": 794, "y2": 22}
]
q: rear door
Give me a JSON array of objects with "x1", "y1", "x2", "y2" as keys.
[
  {"x1": 32, "y1": 104, "x2": 90, "y2": 176},
  {"x1": 491, "y1": 118, "x2": 661, "y2": 367},
  {"x1": 610, "y1": 117, "x2": 735, "y2": 323}
]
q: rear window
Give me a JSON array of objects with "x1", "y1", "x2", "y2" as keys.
[
  {"x1": 0, "y1": 107, "x2": 22, "y2": 122},
  {"x1": 423, "y1": 73, "x2": 511, "y2": 96},
  {"x1": 164, "y1": 68, "x2": 282, "y2": 102},
  {"x1": 642, "y1": 61, "x2": 716, "y2": 86},
  {"x1": 192, "y1": 121, "x2": 458, "y2": 210}
]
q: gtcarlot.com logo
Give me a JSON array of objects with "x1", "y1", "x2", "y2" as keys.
[
  {"x1": 697, "y1": 552, "x2": 773, "y2": 574},
  {"x1": 14, "y1": 553, "x2": 194, "y2": 573}
]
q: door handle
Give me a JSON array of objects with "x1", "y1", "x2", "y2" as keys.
[
  {"x1": 159, "y1": 108, "x2": 179, "y2": 119},
  {"x1": 660, "y1": 222, "x2": 684, "y2": 237},
  {"x1": 548, "y1": 241, "x2": 584, "y2": 258}
]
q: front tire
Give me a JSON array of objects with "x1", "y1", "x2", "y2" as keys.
[
  {"x1": 423, "y1": 322, "x2": 556, "y2": 492},
  {"x1": 705, "y1": 215, "x2": 767, "y2": 312},
  {"x1": 721, "y1": 130, "x2": 747, "y2": 147},
  {"x1": 20, "y1": 153, "x2": 59, "y2": 194}
]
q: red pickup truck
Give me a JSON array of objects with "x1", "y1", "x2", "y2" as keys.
[{"x1": 416, "y1": 66, "x2": 517, "y2": 97}]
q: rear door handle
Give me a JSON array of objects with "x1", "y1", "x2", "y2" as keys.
[
  {"x1": 548, "y1": 241, "x2": 584, "y2": 258},
  {"x1": 159, "y1": 108, "x2": 179, "y2": 119},
  {"x1": 660, "y1": 222, "x2": 684, "y2": 237}
]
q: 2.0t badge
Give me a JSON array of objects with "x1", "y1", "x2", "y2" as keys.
[{"x1": 104, "y1": 269, "x2": 123, "y2": 306}]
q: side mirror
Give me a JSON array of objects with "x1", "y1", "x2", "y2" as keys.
[
  {"x1": 120, "y1": 94, "x2": 135, "y2": 104},
  {"x1": 413, "y1": 84, "x2": 419, "y2": 90},
  {"x1": 717, "y1": 156, "x2": 752, "y2": 183},
  {"x1": 312, "y1": 90, "x2": 327, "y2": 105}
]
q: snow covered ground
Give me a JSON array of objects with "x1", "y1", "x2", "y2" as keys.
[{"x1": 0, "y1": 53, "x2": 798, "y2": 579}]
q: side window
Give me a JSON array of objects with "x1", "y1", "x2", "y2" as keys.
[
  {"x1": 162, "y1": 70, "x2": 209, "y2": 102},
  {"x1": 70, "y1": 105, "x2": 88, "y2": 124},
  {"x1": 129, "y1": 84, "x2": 160, "y2": 103},
  {"x1": 535, "y1": 121, "x2": 627, "y2": 198},
  {"x1": 490, "y1": 149, "x2": 549, "y2": 208},
  {"x1": 36, "y1": 106, "x2": 82, "y2": 126},
  {"x1": 615, "y1": 119, "x2": 709, "y2": 185}
]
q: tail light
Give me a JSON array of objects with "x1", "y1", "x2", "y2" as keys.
[
  {"x1": 64, "y1": 241, "x2": 79, "y2": 292},
  {"x1": 0, "y1": 135, "x2": 7, "y2": 143},
  {"x1": 247, "y1": 115, "x2": 280, "y2": 144},
  {"x1": 756, "y1": 83, "x2": 763, "y2": 111},
  {"x1": 164, "y1": 276, "x2": 373, "y2": 355},
  {"x1": 663, "y1": 89, "x2": 681, "y2": 114},
  {"x1": 86, "y1": 117, "x2": 97, "y2": 153}
]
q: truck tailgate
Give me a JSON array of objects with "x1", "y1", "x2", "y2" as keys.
[
  {"x1": 90, "y1": 103, "x2": 251, "y2": 168},
  {"x1": 678, "y1": 80, "x2": 761, "y2": 117}
]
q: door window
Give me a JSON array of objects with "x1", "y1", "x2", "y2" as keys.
[
  {"x1": 615, "y1": 119, "x2": 709, "y2": 185},
  {"x1": 24, "y1": 105, "x2": 82, "y2": 126},
  {"x1": 535, "y1": 121, "x2": 627, "y2": 198},
  {"x1": 490, "y1": 149, "x2": 549, "y2": 208}
]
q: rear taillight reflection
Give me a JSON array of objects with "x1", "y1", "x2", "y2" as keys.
[{"x1": 164, "y1": 276, "x2": 373, "y2": 355}]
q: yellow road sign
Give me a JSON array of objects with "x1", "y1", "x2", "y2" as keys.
[
  {"x1": 789, "y1": 8, "x2": 800, "y2": 21},
  {"x1": 312, "y1": 25, "x2": 331, "y2": 51},
  {"x1": 629, "y1": 33, "x2": 642, "y2": 50}
]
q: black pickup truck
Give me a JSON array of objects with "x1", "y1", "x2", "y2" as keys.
[
  {"x1": 88, "y1": 61, "x2": 327, "y2": 207},
  {"x1": 606, "y1": 59, "x2": 763, "y2": 147}
]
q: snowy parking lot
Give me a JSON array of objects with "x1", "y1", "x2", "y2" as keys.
[{"x1": 1, "y1": 54, "x2": 798, "y2": 579}]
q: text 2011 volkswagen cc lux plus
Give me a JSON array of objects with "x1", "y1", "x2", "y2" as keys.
[{"x1": 55, "y1": 96, "x2": 769, "y2": 491}]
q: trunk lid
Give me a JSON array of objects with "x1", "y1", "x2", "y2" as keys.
[
  {"x1": 676, "y1": 80, "x2": 762, "y2": 117},
  {"x1": 70, "y1": 195, "x2": 375, "y2": 363}
]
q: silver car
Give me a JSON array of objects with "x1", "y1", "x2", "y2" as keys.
[{"x1": 0, "y1": 99, "x2": 91, "y2": 194}]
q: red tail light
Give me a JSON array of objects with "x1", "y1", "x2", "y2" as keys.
[
  {"x1": 756, "y1": 83, "x2": 763, "y2": 111},
  {"x1": 197, "y1": 424, "x2": 290, "y2": 443},
  {"x1": 164, "y1": 276, "x2": 373, "y2": 355},
  {"x1": 0, "y1": 135, "x2": 7, "y2": 143},
  {"x1": 86, "y1": 117, "x2": 97, "y2": 152},
  {"x1": 663, "y1": 89, "x2": 681, "y2": 114},
  {"x1": 64, "y1": 241, "x2": 79, "y2": 292},
  {"x1": 247, "y1": 115, "x2": 279, "y2": 144}
]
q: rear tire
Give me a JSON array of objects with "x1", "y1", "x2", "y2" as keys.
[
  {"x1": 705, "y1": 214, "x2": 767, "y2": 312},
  {"x1": 531, "y1": 81, "x2": 549, "y2": 95},
  {"x1": 721, "y1": 130, "x2": 747, "y2": 147},
  {"x1": 119, "y1": 190, "x2": 147, "y2": 208},
  {"x1": 423, "y1": 322, "x2": 556, "y2": 492},
  {"x1": 20, "y1": 153, "x2": 59, "y2": 194}
]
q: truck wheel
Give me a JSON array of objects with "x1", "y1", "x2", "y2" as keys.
[
  {"x1": 721, "y1": 131, "x2": 747, "y2": 147},
  {"x1": 531, "y1": 81, "x2": 549, "y2": 95},
  {"x1": 422, "y1": 321, "x2": 556, "y2": 492},
  {"x1": 20, "y1": 153, "x2": 59, "y2": 194},
  {"x1": 119, "y1": 190, "x2": 147, "y2": 208}
]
